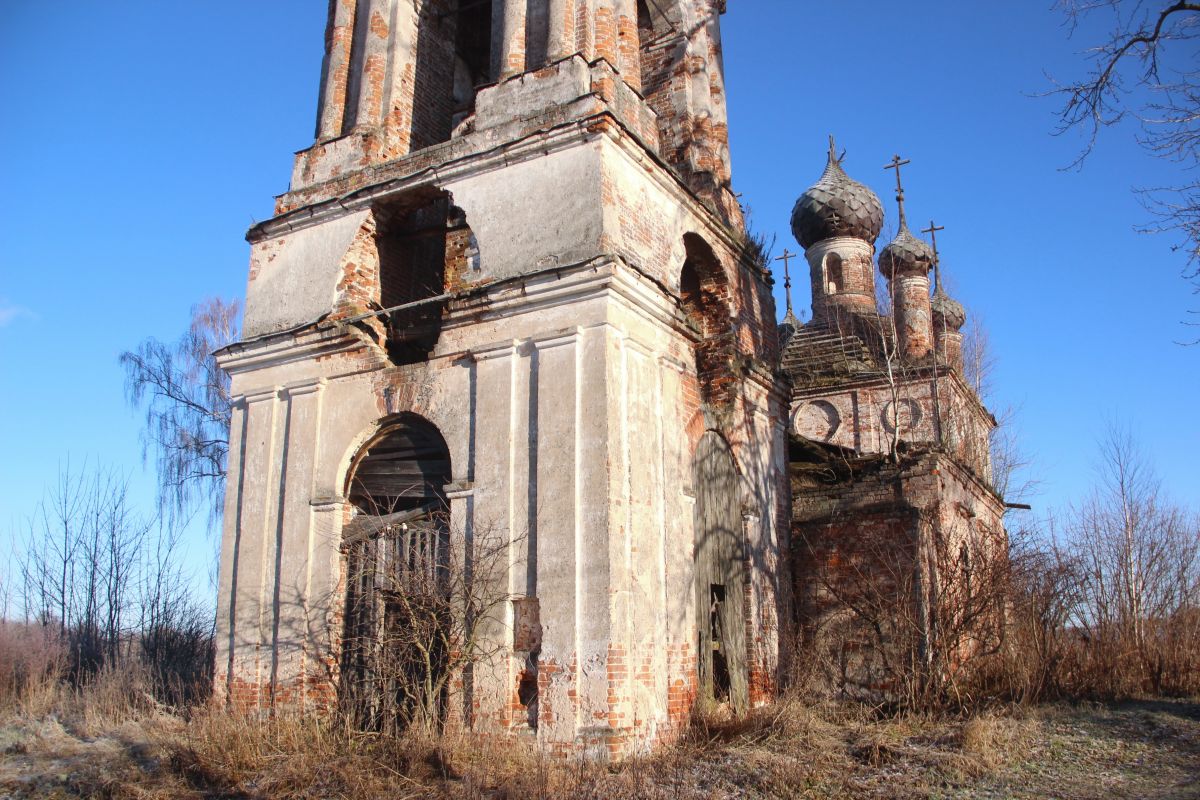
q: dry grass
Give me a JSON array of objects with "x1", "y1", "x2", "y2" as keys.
[{"x1": 1, "y1": 687, "x2": 1198, "y2": 799}]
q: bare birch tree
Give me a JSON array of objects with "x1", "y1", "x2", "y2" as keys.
[{"x1": 120, "y1": 297, "x2": 239, "y2": 528}]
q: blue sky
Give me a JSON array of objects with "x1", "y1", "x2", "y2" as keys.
[{"x1": 2, "y1": 2, "x2": 1197, "y2": 597}]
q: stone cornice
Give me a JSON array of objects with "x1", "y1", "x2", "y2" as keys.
[
  {"x1": 219, "y1": 254, "x2": 787, "y2": 407},
  {"x1": 216, "y1": 324, "x2": 380, "y2": 378}
]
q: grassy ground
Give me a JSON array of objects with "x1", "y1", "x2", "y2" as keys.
[{"x1": 1, "y1": 695, "x2": 1198, "y2": 799}]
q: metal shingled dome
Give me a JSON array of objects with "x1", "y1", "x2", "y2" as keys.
[
  {"x1": 791, "y1": 144, "x2": 884, "y2": 249},
  {"x1": 931, "y1": 289, "x2": 966, "y2": 330},
  {"x1": 879, "y1": 225, "x2": 934, "y2": 279}
]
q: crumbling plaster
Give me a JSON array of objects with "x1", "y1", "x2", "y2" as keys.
[{"x1": 217, "y1": 0, "x2": 786, "y2": 759}]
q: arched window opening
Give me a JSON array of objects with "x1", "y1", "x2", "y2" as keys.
[
  {"x1": 680, "y1": 233, "x2": 734, "y2": 406},
  {"x1": 680, "y1": 233, "x2": 726, "y2": 335},
  {"x1": 451, "y1": 0, "x2": 493, "y2": 135},
  {"x1": 406, "y1": 0, "x2": 493, "y2": 149},
  {"x1": 637, "y1": 0, "x2": 654, "y2": 38},
  {"x1": 346, "y1": 417, "x2": 452, "y2": 516},
  {"x1": 825, "y1": 252, "x2": 843, "y2": 294},
  {"x1": 637, "y1": 0, "x2": 671, "y2": 101},
  {"x1": 340, "y1": 417, "x2": 453, "y2": 734}
]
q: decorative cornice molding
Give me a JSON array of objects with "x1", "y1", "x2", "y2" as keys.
[
  {"x1": 284, "y1": 377, "x2": 328, "y2": 397},
  {"x1": 217, "y1": 326, "x2": 374, "y2": 377},
  {"x1": 242, "y1": 387, "x2": 281, "y2": 405}
]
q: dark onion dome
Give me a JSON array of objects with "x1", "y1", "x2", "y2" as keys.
[
  {"x1": 791, "y1": 137, "x2": 884, "y2": 249},
  {"x1": 931, "y1": 289, "x2": 966, "y2": 331},
  {"x1": 879, "y1": 224, "x2": 935, "y2": 279}
]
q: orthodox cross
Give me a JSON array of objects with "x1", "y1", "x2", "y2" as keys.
[
  {"x1": 883, "y1": 154, "x2": 911, "y2": 227},
  {"x1": 775, "y1": 249, "x2": 798, "y2": 315},
  {"x1": 922, "y1": 219, "x2": 945, "y2": 290}
]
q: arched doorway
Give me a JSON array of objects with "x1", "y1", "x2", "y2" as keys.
[
  {"x1": 692, "y1": 431, "x2": 748, "y2": 711},
  {"x1": 339, "y1": 416, "x2": 453, "y2": 733}
]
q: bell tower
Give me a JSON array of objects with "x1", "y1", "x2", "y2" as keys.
[
  {"x1": 290, "y1": 0, "x2": 741, "y2": 219},
  {"x1": 214, "y1": 0, "x2": 787, "y2": 758}
]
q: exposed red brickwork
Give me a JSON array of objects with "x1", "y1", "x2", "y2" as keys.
[
  {"x1": 935, "y1": 327, "x2": 964, "y2": 372},
  {"x1": 665, "y1": 641, "x2": 698, "y2": 732},
  {"x1": 893, "y1": 273, "x2": 933, "y2": 360},
  {"x1": 309, "y1": 0, "x2": 467, "y2": 165},
  {"x1": 296, "y1": 1, "x2": 743, "y2": 228},
  {"x1": 498, "y1": 0, "x2": 528, "y2": 79},
  {"x1": 791, "y1": 449, "x2": 1006, "y2": 697},
  {"x1": 220, "y1": 665, "x2": 339, "y2": 715},
  {"x1": 790, "y1": 367, "x2": 996, "y2": 488},
  {"x1": 617, "y1": 2, "x2": 641, "y2": 91},
  {"x1": 232, "y1": 0, "x2": 788, "y2": 761},
  {"x1": 317, "y1": 0, "x2": 358, "y2": 140},
  {"x1": 553, "y1": 0, "x2": 576, "y2": 59},
  {"x1": 443, "y1": 213, "x2": 481, "y2": 292},
  {"x1": 574, "y1": 0, "x2": 595, "y2": 57},
  {"x1": 594, "y1": 4, "x2": 619, "y2": 67},
  {"x1": 358, "y1": 10, "x2": 390, "y2": 128},
  {"x1": 811, "y1": 249, "x2": 878, "y2": 322},
  {"x1": 633, "y1": 8, "x2": 739, "y2": 223},
  {"x1": 332, "y1": 214, "x2": 382, "y2": 321},
  {"x1": 605, "y1": 641, "x2": 628, "y2": 728}
]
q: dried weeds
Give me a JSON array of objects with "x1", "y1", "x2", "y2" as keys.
[{"x1": 1, "y1": 692, "x2": 1198, "y2": 799}]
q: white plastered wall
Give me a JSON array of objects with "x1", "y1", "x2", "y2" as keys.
[{"x1": 217, "y1": 130, "x2": 786, "y2": 751}]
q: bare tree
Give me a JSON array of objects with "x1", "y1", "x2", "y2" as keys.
[
  {"x1": 1001, "y1": 521, "x2": 1080, "y2": 702},
  {"x1": 961, "y1": 315, "x2": 995, "y2": 401},
  {"x1": 120, "y1": 297, "x2": 239, "y2": 527},
  {"x1": 14, "y1": 461, "x2": 213, "y2": 702},
  {"x1": 1061, "y1": 424, "x2": 1200, "y2": 695},
  {"x1": 18, "y1": 463, "x2": 149, "y2": 675},
  {"x1": 339, "y1": 505, "x2": 523, "y2": 734},
  {"x1": 1050, "y1": 0, "x2": 1200, "y2": 327},
  {"x1": 797, "y1": 499, "x2": 1010, "y2": 709}
]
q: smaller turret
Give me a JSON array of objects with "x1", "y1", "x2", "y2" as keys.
[
  {"x1": 931, "y1": 288, "x2": 966, "y2": 371},
  {"x1": 922, "y1": 219, "x2": 967, "y2": 373},
  {"x1": 879, "y1": 155, "x2": 933, "y2": 360}
]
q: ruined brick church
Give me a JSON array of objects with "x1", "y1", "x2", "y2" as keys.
[
  {"x1": 782, "y1": 143, "x2": 1005, "y2": 696},
  {"x1": 214, "y1": 0, "x2": 1004, "y2": 758}
]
